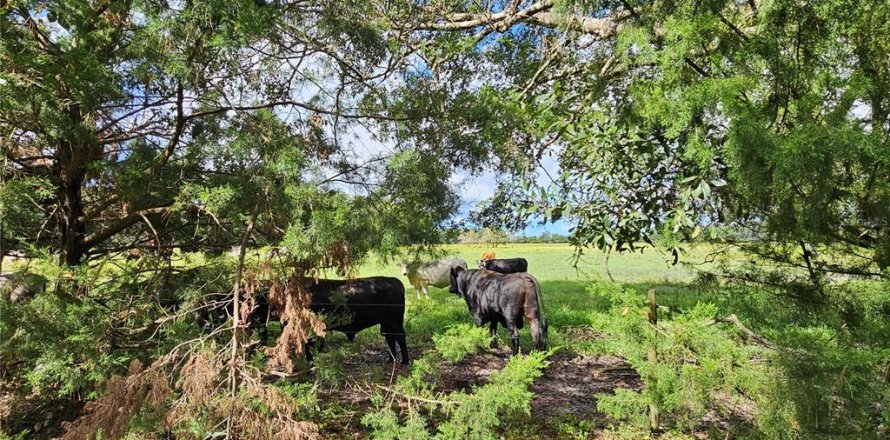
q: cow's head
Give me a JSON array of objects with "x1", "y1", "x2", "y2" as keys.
[
  {"x1": 399, "y1": 260, "x2": 410, "y2": 276},
  {"x1": 449, "y1": 266, "x2": 465, "y2": 295}
]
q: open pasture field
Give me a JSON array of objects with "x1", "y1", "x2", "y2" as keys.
[
  {"x1": 345, "y1": 243, "x2": 714, "y2": 353},
  {"x1": 255, "y1": 243, "x2": 887, "y2": 439},
  {"x1": 288, "y1": 244, "x2": 753, "y2": 438}
]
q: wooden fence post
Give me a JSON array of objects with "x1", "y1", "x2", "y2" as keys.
[{"x1": 647, "y1": 288, "x2": 659, "y2": 432}]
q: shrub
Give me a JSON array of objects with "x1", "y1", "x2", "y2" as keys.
[
  {"x1": 363, "y1": 324, "x2": 552, "y2": 439},
  {"x1": 588, "y1": 281, "x2": 776, "y2": 436}
]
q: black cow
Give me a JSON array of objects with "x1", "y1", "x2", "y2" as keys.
[
  {"x1": 304, "y1": 277, "x2": 408, "y2": 364},
  {"x1": 449, "y1": 267, "x2": 547, "y2": 354},
  {"x1": 478, "y1": 257, "x2": 528, "y2": 274},
  {"x1": 192, "y1": 277, "x2": 409, "y2": 364}
]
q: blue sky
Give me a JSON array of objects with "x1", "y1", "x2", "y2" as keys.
[
  {"x1": 342, "y1": 118, "x2": 571, "y2": 236},
  {"x1": 452, "y1": 171, "x2": 571, "y2": 236}
]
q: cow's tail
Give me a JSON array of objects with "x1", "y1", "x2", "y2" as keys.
[{"x1": 525, "y1": 275, "x2": 548, "y2": 350}]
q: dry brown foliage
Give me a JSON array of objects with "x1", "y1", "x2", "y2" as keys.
[
  {"x1": 226, "y1": 376, "x2": 321, "y2": 439},
  {"x1": 262, "y1": 275, "x2": 327, "y2": 373},
  {"x1": 62, "y1": 357, "x2": 173, "y2": 440},
  {"x1": 58, "y1": 243, "x2": 360, "y2": 439},
  {"x1": 248, "y1": 244, "x2": 358, "y2": 374},
  {"x1": 170, "y1": 347, "x2": 221, "y2": 421},
  {"x1": 167, "y1": 349, "x2": 320, "y2": 440}
]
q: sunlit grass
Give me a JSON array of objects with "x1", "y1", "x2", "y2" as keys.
[
  {"x1": 1, "y1": 243, "x2": 725, "y2": 356},
  {"x1": 346, "y1": 243, "x2": 722, "y2": 354}
]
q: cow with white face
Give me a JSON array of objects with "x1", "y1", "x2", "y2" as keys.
[{"x1": 400, "y1": 258, "x2": 468, "y2": 299}]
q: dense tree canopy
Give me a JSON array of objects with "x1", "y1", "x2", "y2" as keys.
[
  {"x1": 392, "y1": 0, "x2": 889, "y2": 276},
  {"x1": 0, "y1": 0, "x2": 496, "y2": 268}
]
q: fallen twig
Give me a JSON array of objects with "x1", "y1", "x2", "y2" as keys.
[{"x1": 706, "y1": 314, "x2": 775, "y2": 349}]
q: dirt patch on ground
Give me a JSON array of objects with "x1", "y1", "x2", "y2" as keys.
[
  {"x1": 429, "y1": 348, "x2": 642, "y2": 419},
  {"x1": 435, "y1": 348, "x2": 510, "y2": 393},
  {"x1": 531, "y1": 352, "x2": 642, "y2": 419},
  {"x1": 312, "y1": 343, "x2": 643, "y2": 437}
]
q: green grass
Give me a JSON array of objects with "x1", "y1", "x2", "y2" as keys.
[
  {"x1": 359, "y1": 243, "x2": 703, "y2": 284},
  {"x1": 333, "y1": 243, "x2": 714, "y2": 355},
  {"x1": 5, "y1": 243, "x2": 885, "y2": 438}
]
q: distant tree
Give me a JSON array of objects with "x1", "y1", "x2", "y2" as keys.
[
  {"x1": 458, "y1": 230, "x2": 480, "y2": 244},
  {"x1": 479, "y1": 227, "x2": 508, "y2": 245},
  {"x1": 540, "y1": 231, "x2": 552, "y2": 243}
]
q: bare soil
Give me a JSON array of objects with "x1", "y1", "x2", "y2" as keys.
[{"x1": 314, "y1": 341, "x2": 643, "y2": 437}]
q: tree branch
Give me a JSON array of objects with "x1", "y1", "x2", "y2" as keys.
[
  {"x1": 413, "y1": 1, "x2": 628, "y2": 39},
  {"x1": 706, "y1": 314, "x2": 775, "y2": 349},
  {"x1": 81, "y1": 206, "x2": 171, "y2": 249},
  {"x1": 79, "y1": 195, "x2": 119, "y2": 224},
  {"x1": 152, "y1": 83, "x2": 185, "y2": 171},
  {"x1": 186, "y1": 99, "x2": 418, "y2": 122}
]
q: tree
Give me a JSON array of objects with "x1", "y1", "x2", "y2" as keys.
[
  {"x1": 387, "y1": 0, "x2": 889, "y2": 277},
  {"x1": 0, "y1": 0, "x2": 473, "y2": 268},
  {"x1": 0, "y1": 2, "x2": 489, "y2": 436},
  {"x1": 381, "y1": 2, "x2": 890, "y2": 435},
  {"x1": 480, "y1": 226, "x2": 508, "y2": 245}
]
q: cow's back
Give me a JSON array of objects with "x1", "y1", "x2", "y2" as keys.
[
  {"x1": 460, "y1": 270, "x2": 547, "y2": 351},
  {"x1": 461, "y1": 270, "x2": 540, "y2": 322},
  {"x1": 307, "y1": 277, "x2": 405, "y2": 333},
  {"x1": 417, "y1": 258, "x2": 467, "y2": 287},
  {"x1": 483, "y1": 258, "x2": 528, "y2": 274}
]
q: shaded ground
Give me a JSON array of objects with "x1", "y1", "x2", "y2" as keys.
[
  {"x1": 432, "y1": 348, "x2": 642, "y2": 420},
  {"x1": 310, "y1": 338, "x2": 642, "y2": 438},
  {"x1": 530, "y1": 352, "x2": 641, "y2": 419}
]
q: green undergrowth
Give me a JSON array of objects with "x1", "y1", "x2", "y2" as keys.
[
  {"x1": 2, "y1": 245, "x2": 889, "y2": 439},
  {"x1": 361, "y1": 324, "x2": 553, "y2": 440}
]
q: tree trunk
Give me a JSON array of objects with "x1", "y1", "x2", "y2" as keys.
[{"x1": 55, "y1": 139, "x2": 88, "y2": 267}]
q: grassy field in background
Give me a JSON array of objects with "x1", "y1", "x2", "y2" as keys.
[
  {"x1": 318, "y1": 243, "x2": 719, "y2": 356},
  {"x1": 303, "y1": 243, "x2": 741, "y2": 437},
  {"x1": 2, "y1": 243, "x2": 726, "y2": 359},
  {"x1": 359, "y1": 243, "x2": 703, "y2": 284}
]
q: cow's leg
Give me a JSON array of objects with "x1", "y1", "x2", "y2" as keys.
[
  {"x1": 304, "y1": 340, "x2": 314, "y2": 364},
  {"x1": 472, "y1": 313, "x2": 484, "y2": 327},
  {"x1": 505, "y1": 321, "x2": 520, "y2": 355},
  {"x1": 488, "y1": 321, "x2": 498, "y2": 348},
  {"x1": 381, "y1": 323, "x2": 407, "y2": 364},
  {"x1": 529, "y1": 318, "x2": 544, "y2": 350},
  {"x1": 422, "y1": 283, "x2": 430, "y2": 299},
  {"x1": 384, "y1": 335, "x2": 399, "y2": 363},
  {"x1": 396, "y1": 333, "x2": 409, "y2": 365}
]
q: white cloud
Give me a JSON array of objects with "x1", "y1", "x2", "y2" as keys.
[{"x1": 450, "y1": 170, "x2": 497, "y2": 207}]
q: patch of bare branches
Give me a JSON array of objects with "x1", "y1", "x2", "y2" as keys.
[
  {"x1": 62, "y1": 357, "x2": 174, "y2": 440},
  {"x1": 169, "y1": 348, "x2": 320, "y2": 439},
  {"x1": 264, "y1": 275, "x2": 327, "y2": 373},
  {"x1": 59, "y1": 238, "x2": 365, "y2": 438},
  {"x1": 63, "y1": 346, "x2": 321, "y2": 439},
  {"x1": 255, "y1": 241, "x2": 358, "y2": 373}
]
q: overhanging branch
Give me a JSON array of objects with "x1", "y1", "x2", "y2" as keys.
[
  {"x1": 413, "y1": 1, "x2": 628, "y2": 39},
  {"x1": 82, "y1": 206, "x2": 171, "y2": 249}
]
